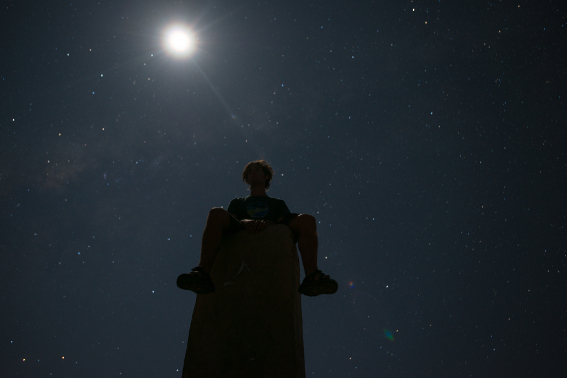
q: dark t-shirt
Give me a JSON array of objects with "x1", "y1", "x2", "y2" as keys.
[{"x1": 227, "y1": 195, "x2": 291, "y2": 222}]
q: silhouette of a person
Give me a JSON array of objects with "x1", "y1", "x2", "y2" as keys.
[{"x1": 177, "y1": 160, "x2": 338, "y2": 296}]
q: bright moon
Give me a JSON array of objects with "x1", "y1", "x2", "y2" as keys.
[{"x1": 164, "y1": 26, "x2": 194, "y2": 57}]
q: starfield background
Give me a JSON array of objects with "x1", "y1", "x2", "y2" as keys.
[{"x1": 1, "y1": 0, "x2": 565, "y2": 376}]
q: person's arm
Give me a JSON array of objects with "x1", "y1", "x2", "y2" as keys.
[
  {"x1": 227, "y1": 199, "x2": 243, "y2": 221},
  {"x1": 275, "y1": 200, "x2": 291, "y2": 223}
]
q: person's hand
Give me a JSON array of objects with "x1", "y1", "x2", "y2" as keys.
[
  {"x1": 241, "y1": 219, "x2": 259, "y2": 234},
  {"x1": 241, "y1": 219, "x2": 273, "y2": 233},
  {"x1": 256, "y1": 220, "x2": 274, "y2": 231}
]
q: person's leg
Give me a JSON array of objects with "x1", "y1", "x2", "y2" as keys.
[
  {"x1": 198, "y1": 207, "x2": 232, "y2": 275},
  {"x1": 287, "y1": 214, "x2": 319, "y2": 277},
  {"x1": 288, "y1": 213, "x2": 337, "y2": 296}
]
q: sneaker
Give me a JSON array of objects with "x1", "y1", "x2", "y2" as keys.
[
  {"x1": 298, "y1": 270, "x2": 338, "y2": 297},
  {"x1": 176, "y1": 267, "x2": 215, "y2": 294}
]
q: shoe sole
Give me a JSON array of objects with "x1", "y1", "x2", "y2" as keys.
[
  {"x1": 298, "y1": 279, "x2": 338, "y2": 297},
  {"x1": 177, "y1": 274, "x2": 215, "y2": 294}
]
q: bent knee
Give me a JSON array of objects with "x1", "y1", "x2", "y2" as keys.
[
  {"x1": 208, "y1": 207, "x2": 229, "y2": 222},
  {"x1": 296, "y1": 214, "x2": 317, "y2": 229}
]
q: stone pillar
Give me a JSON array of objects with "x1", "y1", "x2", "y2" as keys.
[{"x1": 182, "y1": 224, "x2": 305, "y2": 378}]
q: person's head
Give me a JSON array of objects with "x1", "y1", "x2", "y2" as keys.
[{"x1": 242, "y1": 160, "x2": 274, "y2": 190}]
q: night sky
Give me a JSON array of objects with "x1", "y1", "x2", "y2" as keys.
[{"x1": 2, "y1": 0, "x2": 565, "y2": 376}]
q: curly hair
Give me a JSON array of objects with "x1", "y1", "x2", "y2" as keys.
[{"x1": 242, "y1": 160, "x2": 274, "y2": 189}]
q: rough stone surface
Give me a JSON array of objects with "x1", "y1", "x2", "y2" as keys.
[{"x1": 182, "y1": 224, "x2": 305, "y2": 378}]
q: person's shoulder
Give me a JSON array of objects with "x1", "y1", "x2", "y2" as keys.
[
  {"x1": 268, "y1": 196, "x2": 287, "y2": 204},
  {"x1": 229, "y1": 197, "x2": 248, "y2": 205}
]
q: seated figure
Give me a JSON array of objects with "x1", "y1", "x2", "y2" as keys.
[{"x1": 177, "y1": 160, "x2": 338, "y2": 297}]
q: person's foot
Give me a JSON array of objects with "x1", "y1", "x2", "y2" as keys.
[
  {"x1": 298, "y1": 270, "x2": 338, "y2": 297},
  {"x1": 176, "y1": 267, "x2": 215, "y2": 294}
]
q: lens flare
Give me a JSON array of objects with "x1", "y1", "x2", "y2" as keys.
[{"x1": 384, "y1": 329, "x2": 394, "y2": 341}]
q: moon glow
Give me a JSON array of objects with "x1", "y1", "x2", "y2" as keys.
[{"x1": 164, "y1": 25, "x2": 195, "y2": 57}]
